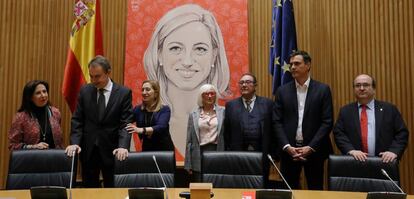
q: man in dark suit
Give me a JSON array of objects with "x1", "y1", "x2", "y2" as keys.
[
  {"x1": 333, "y1": 74, "x2": 408, "y2": 163},
  {"x1": 274, "y1": 50, "x2": 333, "y2": 190},
  {"x1": 224, "y1": 73, "x2": 276, "y2": 187},
  {"x1": 65, "y1": 55, "x2": 133, "y2": 187}
]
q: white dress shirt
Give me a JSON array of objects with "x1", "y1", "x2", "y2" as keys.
[
  {"x1": 295, "y1": 77, "x2": 310, "y2": 143},
  {"x1": 97, "y1": 79, "x2": 113, "y2": 107},
  {"x1": 242, "y1": 95, "x2": 257, "y2": 112}
]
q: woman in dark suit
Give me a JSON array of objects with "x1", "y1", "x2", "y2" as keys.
[
  {"x1": 8, "y1": 80, "x2": 64, "y2": 150},
  {"x1": 126, "y1": 80, "x2": 174, "y2": 151},
  {"x1": 184, "y1": 84, "x2": 225, "y2": 182}
]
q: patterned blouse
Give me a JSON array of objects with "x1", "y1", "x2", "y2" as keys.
[{"x1": 8, "y1": 106, "x2": 64, "y2": 150}]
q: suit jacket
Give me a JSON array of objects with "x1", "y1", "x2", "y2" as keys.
[
  {"x1": 333, "y1": 100, "x2": 408, "y2": 159},
  {"x1": 224, "y1": 96, "x2": 276, "y2": 156},
  {"x1": 70, "y1": 82, "x2": 133, "y2": 163},
  {"x1": 8, "y1": 106, "x2": 64, "y2": 150},
  {"x1": 274, "y1": 79, "x2": 333, "y2": 159},
  {"x1": 184, "y1": 105, "x2": 225, "y2": 172},
  {"x1": 133, "y1": 105, "x2": 174, "y2": 151}
]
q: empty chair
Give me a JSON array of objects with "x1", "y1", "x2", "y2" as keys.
[
  {"x1": 202, "y1": 151, "x2": 263, "y2": 188},
  {"x1": 114, "y1": 151, "x2": 175, "y2": 188},
  {"x1": 6, "y1": 149, "x2": 76, "y2": 190},
  {"x1": 328, "y1": 155, "x2": 401, "y2": 192}
]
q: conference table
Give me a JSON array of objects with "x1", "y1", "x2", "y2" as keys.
[{"x1": 0, "y1": 188, "x2": 412, "y2": 199}]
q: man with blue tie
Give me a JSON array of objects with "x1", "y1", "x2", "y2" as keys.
[{"x1": 333, "y1": 74, "x2": 408, "y2": 163}]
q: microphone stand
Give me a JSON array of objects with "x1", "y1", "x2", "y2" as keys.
[
  {"x1": 268, "y1": 154, "x2": 295, "y2": 199},
  {"x1": 153, "y1": 155, "x2": 169, "y2": 199},
  {"x1": 69, "y1": 151, "x2": 76, "y2": 199},
  {"x1": 381, "y1": 169, "x2": 405, "y2": 193}
]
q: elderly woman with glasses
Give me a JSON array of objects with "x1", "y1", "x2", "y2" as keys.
[{"x1": 184, "y1": 84, "x2": 225, "y2": 182}]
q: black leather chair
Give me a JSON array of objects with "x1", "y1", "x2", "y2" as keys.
[
  {"x1": 6, "y1": 149, "x2": 76, "y2": 190},
  {"x1": 201, "y1": 151, "x2": 263, "y2": 188},
  {"x1": 114, "y1": 151, "x2": 175, "y2": 188},
  {"x1": 328, "y1": 155, "x2": 401, "y2": 192}
]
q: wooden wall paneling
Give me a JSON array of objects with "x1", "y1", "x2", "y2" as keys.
[
  {"x1": 248, "y1": 0, "x2": 273, "y2": 99},
  {"x1": 0, "y1": 0, "x2": 127, "y2": 189},
  {"x1": 100, "y1": 0, "x2": 127, "y2": 84},
  {"x1": 292, "y1": 0, "x2": 414, "y2": 194},
  {"x1": 1, "y1": 0, "x2": 413, "y2": 194}
]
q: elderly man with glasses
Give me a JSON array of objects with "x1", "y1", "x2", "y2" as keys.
[
  {"x1": 223, "y1": 72, "x2": 277, "y2": 188},
  {"x1": 333, "y1": 74, "x2": 408, "y2": 163}
]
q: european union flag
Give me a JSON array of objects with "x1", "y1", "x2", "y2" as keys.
[{"x1": 269, "y1": 0, "x2": 297, "y2": 95}]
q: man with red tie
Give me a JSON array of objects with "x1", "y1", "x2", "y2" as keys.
[{"x1": 333, "y1": 74, "x2": 408, "y2": 163}]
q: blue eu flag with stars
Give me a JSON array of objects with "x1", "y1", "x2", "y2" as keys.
[{"x1": 269, "y1": 0, "x2": 298, "y2": 95}]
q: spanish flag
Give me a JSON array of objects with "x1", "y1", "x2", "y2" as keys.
[{"x1": 62, "y1": 0, "x2": 103, "y2": 112}]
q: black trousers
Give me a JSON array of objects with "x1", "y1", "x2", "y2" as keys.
[
  {"x1": 81, "y1": 145, "x2": 114, "y2": 188},
  {"x1": 280, "y1": 153, "x2": 325, "y2": 190}
]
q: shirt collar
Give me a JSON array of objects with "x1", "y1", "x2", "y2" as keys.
[
  {"x1": 295, "y1": 76, "x2": 311, "y2": 89},
  {"x1": 101, "y1": 79, "x2": 113, "y2": 92},
  {"x1": 242, "y1": 95, "x2": 256, "y2": 103},
  {"x1": 358, "y1": 99, "x2": 375, "y2": 110}
]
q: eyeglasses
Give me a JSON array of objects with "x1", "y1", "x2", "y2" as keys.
[
  {"x1": 238, "y1": 80, "x2": 255, "y2": 85},
  {"x1": 353, "y1": 83, "x2": 372, "y2": 88},
  {"x1": 202, "y1": 92, "x2": 216, "y2": 97}
]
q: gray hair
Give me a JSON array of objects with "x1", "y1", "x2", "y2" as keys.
[
  {"x1": 197, "y1": 84, "x2": 219, "y2": 107},
  {"x1": 88, "y1": 55, "x2": 112, "y2": 73}
]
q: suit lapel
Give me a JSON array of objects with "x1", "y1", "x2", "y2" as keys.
[
  {"x1": 374, "y1": 100, "x2": 383, "y2": 153},
  {"x1": 237, "y1": 97, "x2": 245, "y2": 129},
  {"x1": 103, "y1": 82, "x2": 119, "y2": 121},
  {"x1": 216, "y1": 105, "x2": 224, "y2": 137},
  {"x1": 192, "y1": 109, "x2": 201, "y2": 142},
  {"x1": 91, "y1": 86, "x2": 99, "y2": 122},
  {"x1": 303, "y1": 80, "x2": 313, "y2": 117},
  {"x1": 288, "y1": 82, "x2": 299, "y2": 115},
  {"x1": 352, "y1": 102, "x2": 362, "y2": 147},
  {"x1": 251, "y1": 96, "x2": 260, "y2": 114}
]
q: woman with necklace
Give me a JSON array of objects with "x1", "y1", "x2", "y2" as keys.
[
  {"x1": 8, "y1": 80, "x2": 63, "y2": 150},
  {"x1": 184, "y1": 84, "x2": 225, "y2": 182},
  {"x1": 126, "y1": 80, "x2": 174, "y2": 151}
]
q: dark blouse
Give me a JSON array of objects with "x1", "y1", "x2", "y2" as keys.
[
  {"x1": 133, "y1": 105, "x2": 174, "y2": 151},
  {"x1": 32, "y1": 106, "x2": 55, "y2": 148}
]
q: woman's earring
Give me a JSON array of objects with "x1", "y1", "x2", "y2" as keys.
[
  {"x1": 211, "y1": 64, "x2": 215, "y2": 68},
  {"x1": 159, "y1": 62, "x2": 163, "y2": 67}
]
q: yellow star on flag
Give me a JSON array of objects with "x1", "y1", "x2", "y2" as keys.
[
  {"x1": 276, "y1": 0, "x2": 282, "y2": 7},
  {"x1": 274, "y1": 56, "x2": 280, "y2": 66},
  {"x1": 282, "y1": 61, "x2": 290, "y2": 72}
]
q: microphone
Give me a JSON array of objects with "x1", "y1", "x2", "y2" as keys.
[
  {"x1": 69, "y1": 150, "x2": 76, "y2": 199},
  {"x1": 381, "y1": 169, "x2": 404, "y2": 193},
  {"x1": 152, "y1": 155, "x2": 169, "y2": 199},
  {"x1": 267, "y1": 154, "x2": 295, "y2": 199}
]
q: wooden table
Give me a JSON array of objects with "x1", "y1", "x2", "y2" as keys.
[{"x1": 0, "y1": 188, "x2": 412, "y2": 199}]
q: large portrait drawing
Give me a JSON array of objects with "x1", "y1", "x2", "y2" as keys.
[{"x1": 125, "y1": 0, "x2": 248, "y2": 160}]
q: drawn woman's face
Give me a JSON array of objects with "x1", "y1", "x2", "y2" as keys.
[{"x1": 160, "y1": 21, "x2": 214, "y2": 90}]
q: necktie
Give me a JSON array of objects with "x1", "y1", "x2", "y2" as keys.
[
  {"x1": 245, "y1": 99, "x2": 252, "y2": 112},
  {"x1": 360, "y1": 105, "x2": 368, "y2": 153},
  {"x1": 98, "y1": 88, "x2": 106, "y2": 121}
]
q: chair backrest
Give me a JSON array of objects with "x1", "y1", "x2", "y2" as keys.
[
  {"x1": 202, "y1": 151, "x2": 263, "y2": 188},
  {"x1": 328, "y1": 155, "x2": 400, "y2": 192},
  {"x1": 6, "y1": 149, "x2": 76, "y2": 190},
  {"x1": 114, "y1": 151, "x2": 175, "y2": 188}
]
